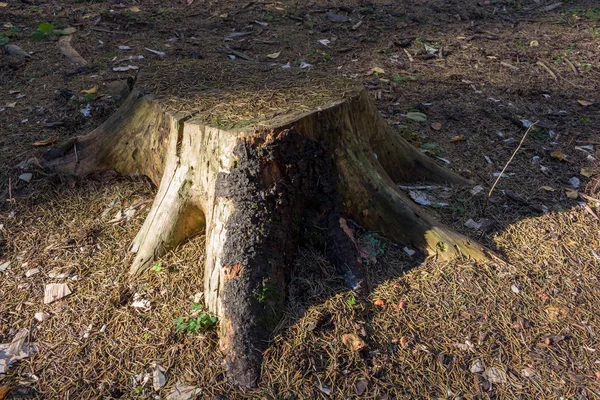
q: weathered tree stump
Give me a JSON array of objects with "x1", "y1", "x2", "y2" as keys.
[{"x1": 45, "y1": 61, "x2": 492, "y2": 387}]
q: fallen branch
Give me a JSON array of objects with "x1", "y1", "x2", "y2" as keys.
[
  {"x1": 90, "y1": 27, "x2": 132, "y2": 35},
  {"x1": 58, "y1": 36, "x2": 88, "y2": 66}
]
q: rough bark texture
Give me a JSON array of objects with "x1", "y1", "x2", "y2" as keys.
[{"x1": 45, "y1": 65, "x2": 492, "y2": 388}]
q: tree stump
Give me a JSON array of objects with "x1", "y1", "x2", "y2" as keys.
[{"x1": 45, "y1": 60, "x2": 492, "y2": 387}]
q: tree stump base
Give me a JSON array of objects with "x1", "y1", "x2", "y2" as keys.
[{"x1": 45, "y1": 60, "x2": 492, "y2": 387}]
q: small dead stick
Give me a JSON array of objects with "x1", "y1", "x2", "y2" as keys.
[
  {"x1": 488, "y1": 121, "x2": 538, "y2": 199},
  {"x1": 536, "y1": 60, "x2": 557, "y2": 81}
]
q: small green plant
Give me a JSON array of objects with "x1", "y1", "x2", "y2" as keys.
[
  {"x1": 361, "y1": 232, "x2": 385, "y2": 265},
  {"x1": 81, "y1": 93, "x2": 95, "y2": 103},
  {"x1": 0, "y1": 34, "x2": 8, "y2": 46},
  {"x1": 31, "y1": 22, "x2": 55, "y2": 40},
  {"x1": 174, "y1": 313, "x2": 217, "y2": 334},
  {"x1": 528, "y1": 127, "x2": 546, "y2": 140},
  {"x1": 419, "y1": 142, "x2": 445, "y2": 156},
  {"x1": 346, "y1": 295, "x2": 357, "y2": 306},
  {"x1": 151, "y1": 262, "x2": 163, "y2": 272},
  {"x1": 436, "y1": 241, "x2": 447, "y2": 252},
  {"x1": 254, "y1": 280, "x2": 280, "y2": 304},
  {"x1": 394, "y1": 75, "x2": 416, "y2": 83}
]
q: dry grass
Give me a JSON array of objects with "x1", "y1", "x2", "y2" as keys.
[{"x1": 2, "y1": 0, "x2": 600, "y2": 398}]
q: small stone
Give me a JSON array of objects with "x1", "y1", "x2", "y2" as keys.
[
  {"x1": 403, "y1": 247, "x2": 416, "y2": 256},
  {"x1": 34, "y1": 312, "x2": 50, "y2": 322},
  {"x1": 19, "y1": 173, "x2": 33, "y2": 182},
  {"x1": 511, "y1": 285, "x2": 520, "y2": 294},
  {"x1": 0, "y1": 261, "x2": 10, "y2": 272},
  {"x1": 153, "y1": 364, "x2": 167, "y2": 391},
  {"x1": 568, "y1": 176, "x2": 581, "y2": 189}
]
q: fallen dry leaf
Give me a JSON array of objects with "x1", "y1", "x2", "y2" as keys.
[
  {"x1": 545, "y1": 305, "x2": 568, "y2": 321},
  {"x1": 566, "y1": 190, "x2": 579, "y2": 199},
  {"x1": 374, "y1": 298, "x2": 385, "y2": 307},
  {"x1": 342, "y1": 333, "x2": 367, "y2": 352},
  {"x1": 577, "y1": 99, "x2": 594, "y2": 107},
  {"x1": 399, "y1": 300, "x2": 407, "y2": 309},
  {"x1": 541, "y1": 186, "x2": 555, "y2": 192},
  {"x1": 400, "y1": 336, "x2": 408, "y2": 348},
  {"x1": 0, "y1": 385, "x2": 10, "y2": 400},
  {"x1": 31, "y1": 137, "x2": 58, "y2": 146},
  {"x1": 451, "y1": 135, "x2": 464, "y2": 142},
  {"x1": 339, "y1": 218, "x2": 357, "y2": 248},
  {"x1": 81, "y1": 85, "x2": 97, "y2": 94},
  {"x1": 431, "y1": 122, "x2": 442, "y2": 131},
  {"x1": 266, "y1": 51, "x2": 281, "y2": 59},
  {"x1": 129, "y1": 6, "x2": 141, "y2": 12},
  {"x1": 368, "y1": 67, "x2": 385, "y2": 75},
  {"x1": 551, "y1": 149, "x2": 566, "y2": 161},
  {"x1": 530, "y1": 40, "x2": 539, "y2": 47},
  {"x1": 581, "y1": 167, "x2": 598, "y2": 178}
]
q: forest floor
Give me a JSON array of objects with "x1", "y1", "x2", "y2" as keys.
[{"x1": 1, "y1": 0, "x2": 600, "y2": 398}]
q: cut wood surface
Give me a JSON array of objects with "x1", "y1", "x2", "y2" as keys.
[{"x1": 45, "y1": 60, "x2": 493, "y2": 387}]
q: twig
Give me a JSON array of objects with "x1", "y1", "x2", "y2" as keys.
[
  {"x1": 8, "y1": 176, "x2": 13, "y2": 202},
  {"x1": 488, "y1": 121, "x2": 538, "y2": 198},
  {"x1": 580, "y1": 193, "x2": 600, "y2": 204},
  {"x1": 403, "y1": 48, "x2": 414, "y2": 62},
  {"x1": 74, "y1": 143, "x2": 79, "y2": 163},
  {"x1": 563, "y1": 57, "x2": 578, "y2": 74},
  {"x1": 90, "y1": 27, "x2": 132, "y2": 35},
  {"x1": 500, "y1": 61, "x2": 519, "y2": 71},
  {"x1": 536, "y1": 60, "x2": 557, "y2": 81}
]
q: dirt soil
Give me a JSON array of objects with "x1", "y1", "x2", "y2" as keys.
[{"x1": 1, "y1": 0, "x2": 600, "y2": 398}]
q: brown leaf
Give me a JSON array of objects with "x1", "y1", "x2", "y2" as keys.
[
  {"x1": 521, "y1": 367, "x2": 539, "y2": 380},
  {"x1": 373, "y1": 298, "x2": 385, "y2": 307},
  {"x1": 342, "y1": 333, "x2": 367, "y2": 351},
  {"x1": 0, "y1": 385, "x2": 10, "y2": 400},
  {"x1": 566, "y1": 190, "x2": 579, "y2": 199},
  {"x1": 399, "y1": 336, "x2": 408, "y2": 348},
  {"x1": 431, "y1": 122, "x2": 442, "y2": 131},
  {"x1": 581, "y1": 167, "x2": 599, "y2": 178},
  {"x1": 551, "y1": 149, "x2": 566, "y2": 161},
  {"x1": 31, "y1": 137, "x2": 58, "y2": 146},
  {"x1": 577, "y1": 99, "x2": 594, "y2": 107},
  {"x1": 451, "y1": 135, "x2": 464, "y2": 142},
  {"x1": 129, "y1": 6, "x2": 141, "y2": 12},
  {"x1": 368, "y1": 67, "x2": 385, "y2": 75},
  {"x1": 339, "y1": 218, "x2": 357, "y2": 248}
]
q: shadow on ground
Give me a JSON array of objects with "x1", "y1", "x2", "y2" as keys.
[{"x1": 1, "y1": 0, "x2": 600, "y2": 398}]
